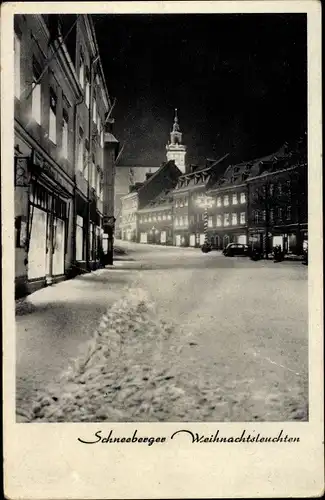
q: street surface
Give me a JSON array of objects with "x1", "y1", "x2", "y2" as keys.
[{"x1": 16, "y1": 242, "x2": 308, "y2": 422}]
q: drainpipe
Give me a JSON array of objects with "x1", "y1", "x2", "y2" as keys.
[{"x1": 86, "y1": 54, "x2": 99, "y2": 272}]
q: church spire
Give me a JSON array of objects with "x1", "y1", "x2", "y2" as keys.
[
  {"x1": 172, "y1": 108, "x2": 180, "y2": 133},
  {"x1": 166, "y1": 108, "x2": 186, "y2": 173}
]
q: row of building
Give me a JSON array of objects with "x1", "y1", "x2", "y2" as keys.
[
  {"x1": 14, "y1": 14, "x2": 118, "y2": 297},
  {"x1": 119, "y1": 113, "x2": 307, "y2": 255}
]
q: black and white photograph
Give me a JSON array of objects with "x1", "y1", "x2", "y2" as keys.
[{"x1": 2, "y1": 1, "x2": 323, "y2": 498}]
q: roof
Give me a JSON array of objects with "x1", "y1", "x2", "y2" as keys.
[
  {"x1": 208, "y1": 142, "x2": 305, "y2": 190},
  {"x1": 172, "y1": 153, "x2": 231, "y2": 192},
  {"x1": 140, "y1": 189, "x2": 174, "y2": 211}
]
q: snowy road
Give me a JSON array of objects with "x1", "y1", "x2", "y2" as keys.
[{"x1": 16, "y1": 242, "x2": 308, "y2": 422}]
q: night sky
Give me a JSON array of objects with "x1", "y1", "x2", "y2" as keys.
[{"x1": 93, "y1": 14, "x2": 307, "y2": 166}]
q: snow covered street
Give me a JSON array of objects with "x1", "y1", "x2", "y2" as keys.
[{"x1": 16, "y1": 241, "x2": 308, "y2": 422}]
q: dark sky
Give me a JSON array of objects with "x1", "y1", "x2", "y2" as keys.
[{"x1": 92, "y1": 14, "x2": 307, "y2": 166}]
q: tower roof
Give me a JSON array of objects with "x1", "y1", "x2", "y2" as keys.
[{"x1": 172, "y1": 108, "x2": 180, "y2": 133}]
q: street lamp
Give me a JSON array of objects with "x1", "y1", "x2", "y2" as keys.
[{"x1": 196, "y1": 195, "x2": 215, "y2": 246}]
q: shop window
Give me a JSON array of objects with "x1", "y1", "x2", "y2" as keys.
[
  {"x1": 14, "y1": 31, "x2": 21, "y2": 98},
  {"x1": 62, "y1": 109, "x2": 69, "y2": 159},
  {"x1": 49, "y1": 89, "x2": 57, "y2": 144},
  {"x1": 76, "y1": 215, "x2": 84, "y2": 261},
  {"x1": 240, "y1": 212, "x2": 246, "y2": 224},
  {"x1": 231, "y1": 213, "x2": 238, "y2": 225}
]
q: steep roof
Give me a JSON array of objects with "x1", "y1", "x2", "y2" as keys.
[{"x1": 208, "y1": 142, "x2": 303, "y2": 190}]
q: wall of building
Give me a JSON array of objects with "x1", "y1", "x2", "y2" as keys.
[{"x1": 14, "y1": 14, "x2": 115, "y2": 296}]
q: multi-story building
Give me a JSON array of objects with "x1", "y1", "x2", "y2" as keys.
[
  {"x1": 14, "y1": 14, "x2": 116, "y2": 297},
  {"x1": 114, "y1": 164, "x2": 160, "y2": 239},
  {"x1": 207, "y1": 162, "x2": 250, "y2": 249},
  {"x1": 120, "y1": 160, "x2": 181, "y2": 242},
  {"x1": 247, "y1": 141, "x2": 307, "y2": 255},
  {"x1": 137, "y1": 190, "x2": 174, "y2": 245},
  {"x1": 171, "y1": 154, "x2": 230, "y2": 247}
]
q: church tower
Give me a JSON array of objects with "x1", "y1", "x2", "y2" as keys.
[{"x1": 166, "y1": 109, "x2": 186, "y2": 173}]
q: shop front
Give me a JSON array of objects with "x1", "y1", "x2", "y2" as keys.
[{"x1": 27, "y1": 178, "x2": 71, "y2": 288}]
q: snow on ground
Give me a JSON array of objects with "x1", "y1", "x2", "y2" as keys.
[{"x1": 16, "y1": 243, "x2": 308, "y2": 422}]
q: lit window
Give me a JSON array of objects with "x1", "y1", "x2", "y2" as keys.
[
  {"x1": 224, "y1": 213, "x2": 230, "y2": 226},
  {"x1": 31, "y1": 80, "x2": 41, "y2": 124},
  {"x1": 79, "y1": 53, "x2": 84, "y2": 88},
  {"x1": 85, "y1": 77, "x2": 90, "y2": 107},
  {"x1": 93, "y1": 98, "x2": 97, "y2": 124},
  {"x1": 167, "y1": 214, "x2": 171, "y2": 220},
  {"x1": 217, "y1": 197, "x2": 222, "y2": 207},
  {"x1": 232, "y1": 193, "x2": 238, "y2": 205},
  {"x1": 91, "y1": 161, "x2": 96, "y2": 189},
  {"x1": 254, "y1": 210, "x2": 260, "y2": 224},
  {"x1": 77, "y1": 128, "x2": 84, "y2": 172},
  {"x1": 96, "y1": 168, "x2": 101, "y2": 195},
  {"x1": 162, "y1": 214, "x2": 166, "y2": 220},
  {"x1": 97, "y1": 114, "x2": 101, "y2": 132},
  {"x1": 62, "y1": 110, "x2": 69, "y2": 158},
  {"x1": 184, "y1": 198, "x2": 188, "y2": 206},
  {"x1": 240, "y1": 212, "x2": 245, "y2": 224},
  {"x1": 240, "y1": 192, "x2": 246, "y2": 204},
  {"x1": 184, "y1": 215, "x2": 188, "y2": 226},
  {"x1": 100, "y1": 130, "x2": 104, "y2": 148},
  {"x1": 208, "y1": 216, "x2": 213, "y2": 228},
  {"x1": 14, "y1": 32, "x2": 21, "y2": 98},
  {"x1": 49, "y1": 89, "x2": 57, "y2": 144},
  {"x1": 83, "y1": 140, "x2": 89, "y2": 180},
  {"x1": 232, "y1": 213, "x2": 238, "y2": 225},
  {"x1": 216, "y1": 215, "x2": 222, "y2": 227},
  {"x1": 286, "y1": 206, "x2": 292, "y2": 220},
  {"x1": 224, "y1": 195, "x2": 229, "y2": 206},
  {"x1": 179, "y1": 216, "x2": 183, "y2": 226}
]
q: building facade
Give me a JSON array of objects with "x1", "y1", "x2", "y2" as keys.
[
  {"x1": 14, "y1": 14, "x2": 116, "y2": 297},
  {"x1": 247, "y1": 142, "x2": 307, "y2": 255},
  {"x1": 171, "y1": 155, "x2": 231, "y2": 247},
  {"x1": 137, "y1": 190, "x2": 174, "y2": 245},
  {"x1": 207, "y1": 162, "x2": 250, "y2": 249},
  {"x1": 120, "y1": 160, "x2": 181, "y2": 242}
]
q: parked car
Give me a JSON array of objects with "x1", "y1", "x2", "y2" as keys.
[{"x1": 223, "y1": 243, "x2": 249, "y2": 257}]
